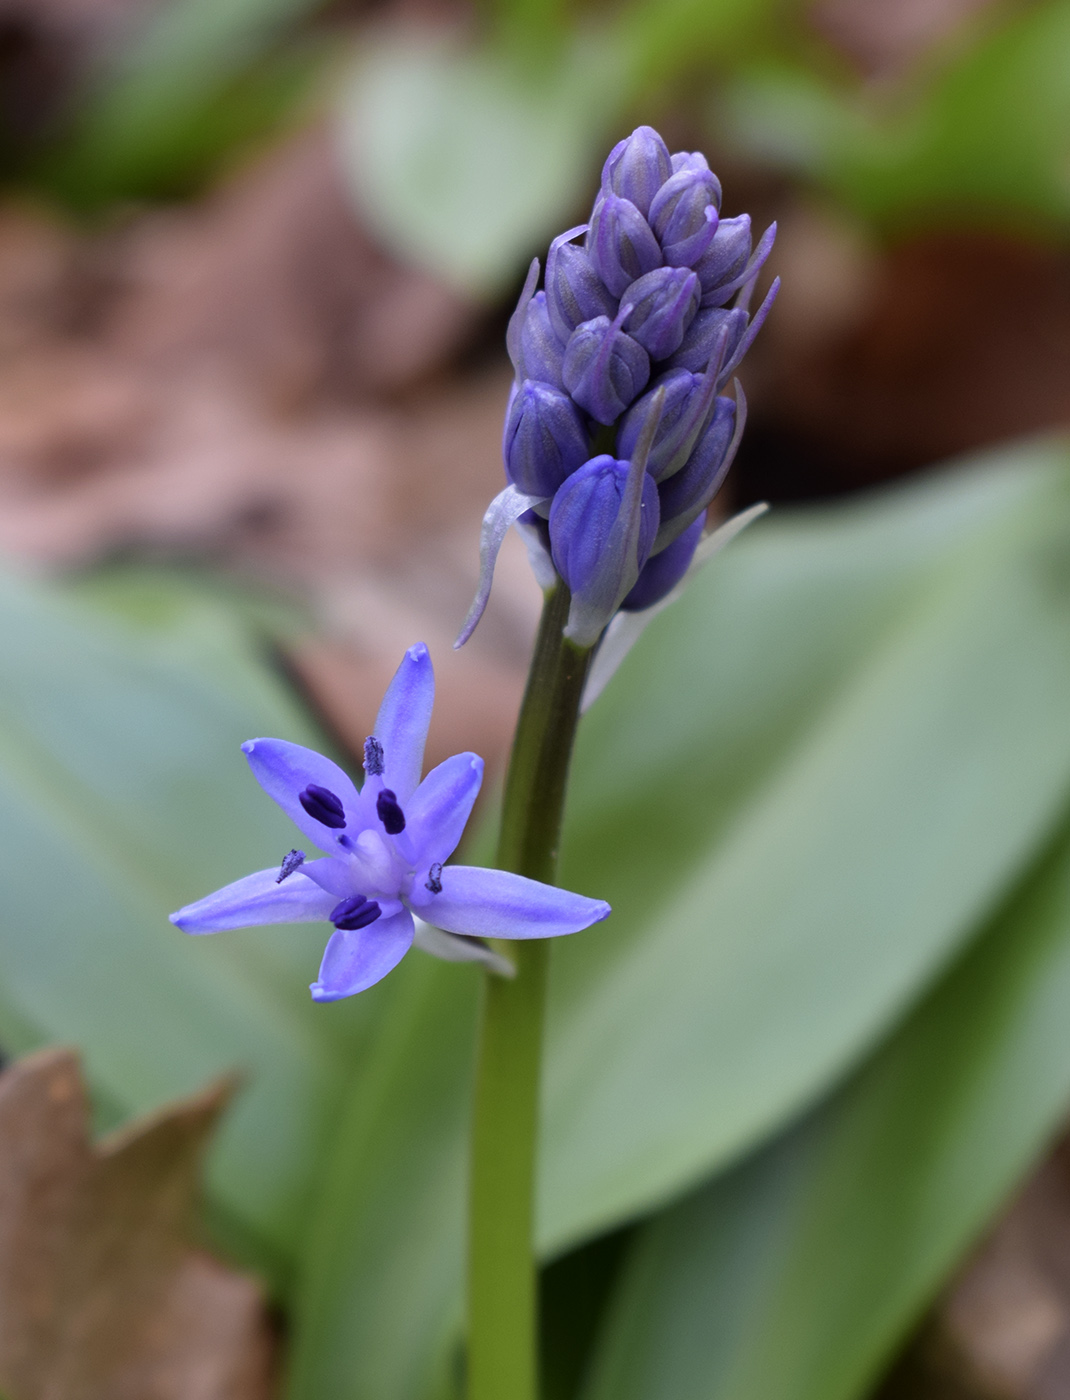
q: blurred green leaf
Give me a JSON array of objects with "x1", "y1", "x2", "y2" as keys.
[
  {"x1": 0, "y1": 566, "x2": 388, "y2": 1288},
  {"x1": 289, "y1": 955, "x2": 477, "y2": 1400},
  {"x1": 581, "y1": 809, "x2": 1070, "y2": 1400},
  {"x1": 43, "y1": 0, "x2": 327, "y2": 206},
  {"x1": 725, "y1": 0, "x2": 1070, "y2": 233},
  {"x1": 287, "y1": 442, "x2": 1070, "y2": 1398},
  {"x1": 542, "y1": 440, "x2": 1070, "y2": 1253},
  {"x1": 337, "y1": 33, "x2": 624, "y2": 298}
]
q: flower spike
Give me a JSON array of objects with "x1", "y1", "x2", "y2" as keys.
[{"x1": 462, "y1": 123, "x2": 776, "y2": 648}]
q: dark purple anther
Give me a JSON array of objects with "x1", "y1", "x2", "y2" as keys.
[
  {"x1": 300, "y1": 784, "x2": 347, "y2": 829},
  {"x1": 650, "y1": 164, "x2": 723, "y2": 268},
  {"x1": 666, "y1": 307, "x2": 748, "y2": 376},
  {"x1": 545, "y1": 230, "x2": 617, "y2": 341},
  {"x1": 363, "y1": 736, "x2": 384, "y2": 776},
  {"x1": 694, "y1": 215, "x2": 753, "y2": 306},
  {"x1": 376, "y1": 788, "x2": 406, "y2": 835},
  {"x1": 330, "y1": 895, "x2": 382, "y2": 931},
  {"x1": 622, "y1": 513, "x2": 705, "y2": 611},
  {"x1": 587, "y1": 193, "x2": 663, "y2": 298},
  {"x1": 620, "y1": 267, "x2": 700, "y2": 362},
  {"x1": 504, "y1": 380, "x2": 590, "y2": 497},
  {"x1": 563, "y1": 308, "x2": 650, "y2": 425},
  {"x1": 276, "y1": 849, "x2": 306, "y2": 884},
  {"x1": 601, "y1": 125, "x2": 672, "y2": 218},
  {"x1": 426, "y1": 862, "x2": 443, "y2": 894},
  {"x1": 517, "y1": 291, "x2": 567, "y2": 389}
]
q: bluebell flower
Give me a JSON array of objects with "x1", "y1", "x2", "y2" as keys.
[
  {"x1": 171, "y1": 645, "x2": 610, "y2": 1000},
  {"x1": 458, "y1": 124, "x2": 779, "y2": 658}
]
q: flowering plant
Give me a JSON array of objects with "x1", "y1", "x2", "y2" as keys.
[{"x1": 170, "y1": 124, "x2": 774, "y2": 1400}]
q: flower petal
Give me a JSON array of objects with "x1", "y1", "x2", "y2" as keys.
[
  {"x1": 372, "y1": 643, "x2": 435, "y2": 802},
  {"x1": 170, "y1": 867, "x2": 336, "y2": 934},
  {"x1": 412, "y1": 918, "x2": 516, "y2": 977},
  {"x1": 298, "y1": 855, "x2": 361, "y2": 898},
  {"x1": 310, "y1": 908, "x2": 414, "y2": 1001},
  {"x1": 418, "y1": 866, "x2": 610, "y2": 940},
  {"x1": 407, "y1": 753, "x2": 484, "y2": 867},
  {"x1": 241, "y1": 738, "x2": 361, "y2": 852}
]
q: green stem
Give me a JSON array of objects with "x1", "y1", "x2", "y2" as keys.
[{"x1": 467, "y1": 582, "x2": 592, "y2": 1400}]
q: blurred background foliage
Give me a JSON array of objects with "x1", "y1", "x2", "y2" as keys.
[{"x1": 0, "y1": 0, "x2": 1069, "y2": 1397}]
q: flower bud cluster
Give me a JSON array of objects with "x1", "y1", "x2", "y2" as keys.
[{"x1": 459, "y1": 126, "x2": 778, "y2": 652}]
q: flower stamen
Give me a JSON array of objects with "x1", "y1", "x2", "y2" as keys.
[
  {"x1": 376, "y1": 789, "x2": 406, "y2": 835},
  {"x1": 363, "y1": 736, "x2": 384, "y2": 776},
  {"x1": 330, "y1": 895, "x2": 382, "y2": 930},
  {"x1": 275, "y1": 849, "x2": 306, "y2": 883},
  {"x1": 299, "y1": 784, "x2": 347, "y2": 829}
]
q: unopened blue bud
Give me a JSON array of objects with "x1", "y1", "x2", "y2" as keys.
[
  {"x1": 617, "y1": 368, "x2": 710, "y2": 482},
  {"x1": 650, "y1": 166, "x2": 722, "y2": 267},
  {"x1": 621, "y1": 266, "x2": 700, "y2": 362},
  {"x1": 666, "y1": 306, "x2": 748, "y2": 375},
  {"x1": 601, "y1": 125, "x2": 672, "y2": 218},
  {"x1": 694, "y1": 215, "x2": 753, "y2": 306},
  {"x1": 503, "y1": 379, "x2": 590, "y2": 496},
  {"x1": 670, "y1": 150, "x2": 722, "y2": 196},
  {"x1": 563, "y1": 308, "x2": 650, "y2": 425},
  {"x1": 549, "y1": 454, "x2": 660, "y2": 642},
  {"x1": 587, "y1": 193, "x2": 663, "y2": 298},
  {"x1": 545, "y1": 228, "x2": 617, "y2": 340},
  {"x1": 657, "y1": 395, "x2": 736, "y2": 537},
  {"x1": 622, "y1": 513, "x2": 705, "y2": 611},
  {"x1": 516, "y1": 291, "x2": 567, "y2": 388}
]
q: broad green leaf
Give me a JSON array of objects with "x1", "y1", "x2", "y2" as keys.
[
  {"x1": 288, "y1": 956, "x2": 477, "y2": 1400},
  {"x1": 582, "y1": 811, "x2": 1070, "y2": 1400},
  {"x1": 288, "y1": 443, "x2": 1070, "y2": 1398},
  {"x1": 337, "y1": 34, "x2": 623, "y2": 298},
  {"x1": 0, "y1": 566, "x2": 389, "y2": 1287},
  {"x1": 543, "y1": 441, "x2": 1070, "y2": 1252}
]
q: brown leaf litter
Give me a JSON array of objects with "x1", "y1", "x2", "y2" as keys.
[{"x1": 0, "y1": 1047, "x2": 274, "y2": 1400}]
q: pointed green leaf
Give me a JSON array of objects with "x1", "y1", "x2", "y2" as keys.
[{"x1": 582, "y1": 813, "x2": 1070, "y2": 1400}]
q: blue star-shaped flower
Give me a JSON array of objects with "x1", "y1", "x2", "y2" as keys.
[{"x1": 170, "y1": 643, "x2": 610, "y2": 1000}]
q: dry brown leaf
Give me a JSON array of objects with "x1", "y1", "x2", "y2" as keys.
[{"x1": 0, "y1": 1047, "x2": 275, "y2": 1400}]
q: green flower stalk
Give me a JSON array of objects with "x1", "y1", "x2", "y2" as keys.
[{"x1": 462, "y1": 125, "x2": 776, "y2": 1400}]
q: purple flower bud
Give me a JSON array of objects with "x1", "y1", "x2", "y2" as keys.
[
  {"x1": 622, "y1": 513, "x2": 705, "y2": 611},
  {"x1": 563, "y1": 308, "x2": 651, "y2": 425},
  {"x1": 503, "y1": 379, "x2": 590, "y2": 496},
  {"x1": 545, "y1": 227, "x2": 617, "y2": 341},
  {"x1": 601, "y1": 126, "x2": 672, "y2": 217},
  {"x1": 666, "y1": 306, "x2": 748, "y2": 375},
  {"x1": 587, "y1": 193, "x2": 663, "y2": 298},
  {"x1": 694, "y1": 215, "x2": 753, "y2": 305},
  {"x1": 657, "y1": 395, "x2": 737, "y2": 537},
  {"x1": 620, "y1": 266, "x2": 700, "y2": 362},
  {"x1": 617, "y1": 368, "x2": 712, "y2": 482},
  {"x1": 670, "y1": 150, "x2": 722, "y2": 199},
  {"x1": 649, "y1": 166, "x2": 723, "y2": 267},
  {"x1": 516, "y1": 291, "x2": 567, "y2": 388},
  {"x1": 549, "y1": 454, "x2": 660, "y2": 644}
]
